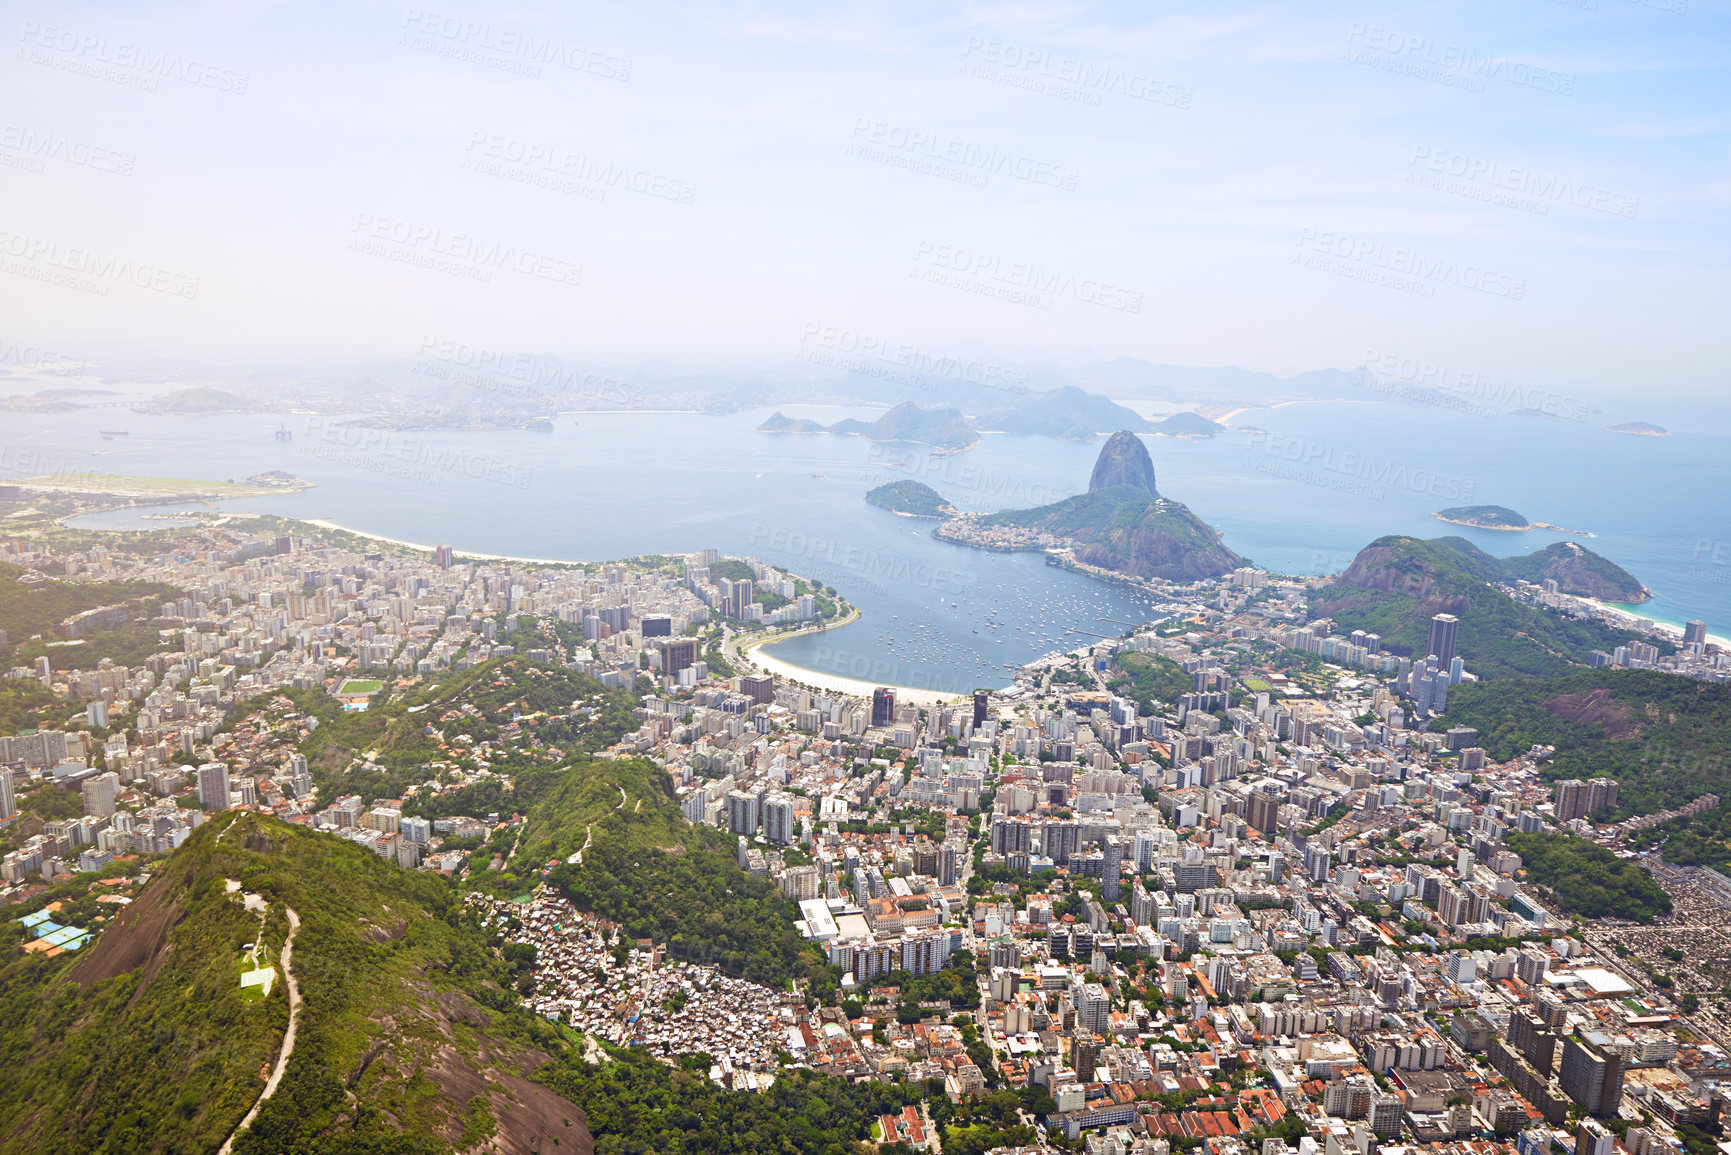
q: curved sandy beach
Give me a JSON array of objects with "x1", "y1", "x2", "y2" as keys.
[{"x1": 735, "y1": 613, "x2": 968, "y2": 705}]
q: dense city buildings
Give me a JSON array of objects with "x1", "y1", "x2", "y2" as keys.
[{"x1": 4, "y1": 521, "x2": 1730, "y2": 1153}]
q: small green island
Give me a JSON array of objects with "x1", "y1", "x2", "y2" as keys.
[
  {"x1": 1434, "y1": 505, "x2": 1591, "y2": 537},
  {"x1": 1607, "y1": 421, "x2": 1670, "y2": 437},
  {"x1": 1149, "y1": 411, "x2": 1224, "y2": 438},
  {"x1": 865, "y1": 480, "x2": 957, "y2": 518}
]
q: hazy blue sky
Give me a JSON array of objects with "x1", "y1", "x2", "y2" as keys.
[{"x1": 2, "y1": 1, "x2": 1726, "y2": 391}]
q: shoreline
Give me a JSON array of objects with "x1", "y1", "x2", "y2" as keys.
[
  {"x1": 292, "y1": 518, "x2": 985, "y2": 699},
  {"x1": 739, "y1": 611, "x2": 974, "y2": 704},
  {"x1": 1432, "y1": 514, "x2": 1594, "y2": 537},
  {"x1": 292, "y1": 519, "x2": 584, "y2": 567},
  {"x1": 1585, "y1": 598, "x2": 1731, "y2": 650}
]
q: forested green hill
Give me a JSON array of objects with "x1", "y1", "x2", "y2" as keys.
[
  {"x1": 0, "y1": 812, "x2": 589, "y2": 1155},
  {"x1": 1314, "y1": 536, "x2": 1648, "y2": 678},
  {"x1": 1435, "y1": 670, "x2": 1731, "y2": 816}
]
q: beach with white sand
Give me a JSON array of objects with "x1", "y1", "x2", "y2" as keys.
[{"x1": 734, "y1": 611, "x2": 971, "y2": 705}]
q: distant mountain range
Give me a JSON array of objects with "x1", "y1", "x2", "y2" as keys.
[
  {"x1": 87, "y1": 350, "x2": 1683, "y2": 444},
  {"x1": 758, "y1": 402, "x2": 977, "y2": 451},
  {"x1": 758, "y1": 388, "x2": 1151, "y2": 449},
  {"x1": 974, "y1": 386, "x2": 1149, "y2": 440},
  {"x1": 708, "y1": 358, "x2": 1368, "y2": 420}
]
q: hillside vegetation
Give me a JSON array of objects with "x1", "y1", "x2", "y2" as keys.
[
  {"x1": 983, "y1": 490, "x2": 1242, "y2": 582},
  {"x1": 517, "y1": 756, "x2": 829, "y2": 990},
  {"x1": 1108, "y1": 652, "x2": 1195, "y2": 715},
  {"x1": 1506, "y1": 830, "x2": 1672, "y2": 923},
  {"x1": 1314, "y1": 536, "x2": 1648, "y2": 678},
  {"x1": 1434, "y1": 670, "x2": 1731, "y2": 816},
  {"x1": 220, "y1": 655, "x2": 639, "y2": 816},
  {"x1": 0, "y1": 812, "x2": 591, "y2": 1155},
  {"x1": 865, "y1": 480, "x2": 956, "y2": 518},
  {"x1": 536, "y1": 1044, "x2": 923, "y2": 1155},
  {"x1": 0, "y1": 561, "x2": 181, "y2": 671}
]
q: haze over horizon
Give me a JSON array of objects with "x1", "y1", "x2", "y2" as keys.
[{"x1": 2, "y1": 1, "x2": 1727, "y2": 399}]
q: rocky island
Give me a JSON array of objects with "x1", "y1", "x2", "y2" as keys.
[
  {"x1": 935, "y1": 431, "x2": 1243, "y2": 582},
  {"x1": 1607, "y1": 421, "x2": 1670, "y2": 437},
  {"x1": 1149, "y1": 411, "x2": 1224, "y2": 438},
  {"x1": 1433, "y1": 505, "x2": 1592, "y2": 536},
  {"x1": 864, "y1": 480, "x2": 957, "y2": 518}
]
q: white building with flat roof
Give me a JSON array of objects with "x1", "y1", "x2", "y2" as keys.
[{"x1": 799, "y1": 898, "x2": 839, "y2": 942}]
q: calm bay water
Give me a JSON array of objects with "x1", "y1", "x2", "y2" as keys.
[{"x1": 15, "y1": 392, "x2": 1731, "y2": 689}]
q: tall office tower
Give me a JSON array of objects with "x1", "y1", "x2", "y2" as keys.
[
  {"x1": 1508, "y1": 1006, "x2": 1559, "y2": 1072},
  {"x1": 762, "y1": 792, "x2": 796, "y2": 845},
  {"x1": 989, "y1": 816, "x2": 1032, "y2": 855},
  {"x1": 1560, "y1": 1035, "x2": 1625, "y2": 1117},
  {"x1": 82, "y1": 772, "x2": 118, "y2": 818},
  {"x1": 1428, "y1": 613, "x2": 1460, "y2": 668},
  {"x1": 657, "y1": 637, "x2": 698, "y2": 678},
  {"x1": 0, "y1": 768, "x2": 15, "y2": 820},
  {"x1": 871, "y1": 687, "x2": 896, "y2": 727},
  {"x1": 1248, "y1": 789, "x2": 1281, "y2": 835},
  {"x1": 1516, "y1": 950, "x2": 1550, "y2": 985},
  {"x1": 639, "y1": 614, "x2": 673, "y2": 638},
  {"x1": 973, "y1": 689, "x2": 989, "y2": 730},
  {"x1": 726, "y1": 790, "x2": 760, "y2": 836},
  {"x1": 936, "y1": 844, "x2": 960, "y2": 886},
  {"x1": 1576, "y1": 1122, "x2": 1616, "y2": 1155},
  {"x1": 1101, "y1": 836, "x2": 1123, "y2": 902},
  {"x1": 1553, "y1": 779, "x2": 1590, "y2": 822},
  {"x1": 1683, "y1": 620, "x2": 1708, "y2": 646},
  {"x1": 1586, "y1": 778, "x2": 1620, "y2": 815},
  {"x1": 1072, "y1": 1033, "x2": 1102, "y2": 1082},
  {"x1": 1131, "y1": 880, "x2": 1156, "y2": 925},
  {"x1": 434, "y1": 544, "x2": 454, "y2": 570},
  {"x1": 738, "y1": 673, "x2": 775, "y2": 704},
  {"x1": 1076, "y1": 983, "x2": 1112, "y2": 1036},
  {"x1": 197, "y1": 762, "x2": 231, "y2": 811},
  {"x1": 732, "y1": 579, "x2": 754, "y2": 617},
  {"x1": 1133, "y1": 828, "x2": 1157, "y2": 871}
]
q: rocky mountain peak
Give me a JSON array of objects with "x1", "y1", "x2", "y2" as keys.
[{"x1": 1088, "y1": 430, "x2": 1159, "y2": 495}]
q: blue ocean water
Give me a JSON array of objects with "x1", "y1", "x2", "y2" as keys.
[{"x1": 16, "y1": 393, "x2": 1731, "y2": 690}]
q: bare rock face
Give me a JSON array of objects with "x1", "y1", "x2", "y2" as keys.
[{"x1": 1088, "y1": 431, "x2": 1158, "y2": 495}]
